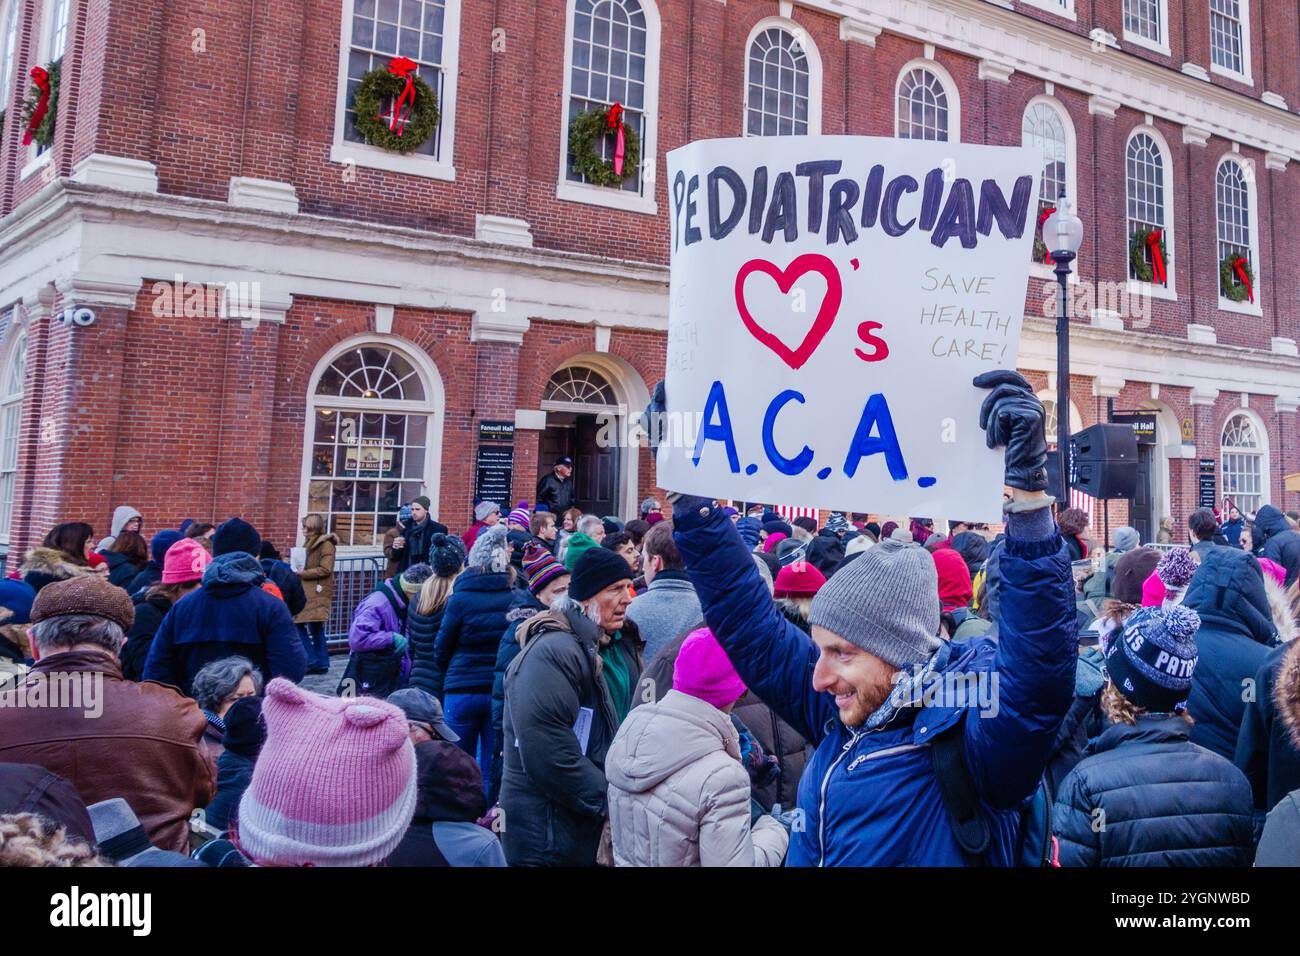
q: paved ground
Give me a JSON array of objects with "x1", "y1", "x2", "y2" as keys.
[{"x1": 300, "y1": 654, "x2": 350, "y2": 696}]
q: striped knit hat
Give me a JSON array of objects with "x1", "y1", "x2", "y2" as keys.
[
  {"x1": 235, "y1": 679, "x2": 416, "y2": 867},
  {"x1": 508, "y1": 505, "x2": 531, "y2": 528},
  {"x1": 522, "y1": 543, "x2": 567, "y2": 597}
]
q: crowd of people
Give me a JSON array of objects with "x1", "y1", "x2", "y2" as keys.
[{"x1": 2, "y1": 371, "x2": 1300, "y2": 867}]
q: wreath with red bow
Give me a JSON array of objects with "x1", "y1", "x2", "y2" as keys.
[
  {"x1": 22, "y1": 60, "x2": 60, "y2": 149},
  {"x1": 350, "y1": 57, "x2": 439, "y2": 154},
  {"x1": 1219, "y1": 251, "x2": 1255, "y2": 303},
  {"x1": 568, "y1": 102, "x2": 641, "y2": 187},
  {"x1": 1129, "y1": 227, "x2": 1169, "y2": 285},
  {"x1": 1032, "y1": 206, "x2": 1054, "y2": 264}
]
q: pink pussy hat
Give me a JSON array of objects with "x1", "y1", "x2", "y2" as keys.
[
  {"x1": 235, "y1": 678, "x2": 416, "y2": 867},
  {"x1": 673, "y1": 627, "x2": 747, "y2": 710}
]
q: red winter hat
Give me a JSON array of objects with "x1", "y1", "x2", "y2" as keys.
[
  {"x1": 931, "y1": 547, "x2": 973, "y2": 612},
  {"x1": 773, "y1": 562, "x2": 827, "y2": 598}
]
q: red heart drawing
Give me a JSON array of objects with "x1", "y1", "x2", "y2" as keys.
[{"x1": 734, "y1": 254, "x2": 843, "y2": 370}]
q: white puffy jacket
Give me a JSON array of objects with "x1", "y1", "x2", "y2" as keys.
[{"x1": 605, "y1": 689, "x2": 788, "y2": 867}]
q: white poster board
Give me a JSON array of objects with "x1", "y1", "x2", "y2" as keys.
[{"x1": 658, "y1": 136, "x2": 1039, "y2": 522}]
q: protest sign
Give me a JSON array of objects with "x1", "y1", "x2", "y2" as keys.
[{"x1": 658, "y1": 136, "x2": 1039, "y2": 521}]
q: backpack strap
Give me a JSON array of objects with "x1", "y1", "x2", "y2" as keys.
[{"x1": 929, "y1": 723, "x2": 991, "y2": 865}]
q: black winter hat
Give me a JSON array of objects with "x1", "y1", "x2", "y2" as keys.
[
  {"x1": 765, "y1": 520, "x2": 793, "y2": 538},
  {"x1": 213, "y1": 517, "x2": 261, "y2": 557},
  {"x1": 1105, "y1": 605, "x2": 1201, "y2": 712},
  {"x1": 428, "y1": 532, "x2": 463, "y2": 578},
  {"x1": 221, "y1": 695, "x2": 266, "y2": 759},
  {"x1": 569, "y1": 547, "x2": 634, "y2": 602}
]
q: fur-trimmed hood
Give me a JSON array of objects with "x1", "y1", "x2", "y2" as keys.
[
  {"x1": 1275, "y1": 639, "x2": 1300, "y2": 750},
  {"x1": 19, "y1": 547, "x2": 97, "y2": 581}
]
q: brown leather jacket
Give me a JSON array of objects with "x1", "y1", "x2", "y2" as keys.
[{"x1": 0, "y1": 647, "x2": 215, "y2": 853}]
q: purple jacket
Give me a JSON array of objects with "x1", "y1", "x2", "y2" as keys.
[{"x1": 348, "y1": 581, "x2": 411, "y2": 680}]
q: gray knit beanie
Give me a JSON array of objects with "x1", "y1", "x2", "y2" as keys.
[{"x1": 808, "y1": 537, "x2": 941, "y2": 668}]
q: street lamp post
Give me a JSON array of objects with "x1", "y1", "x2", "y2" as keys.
[{"x1": 1043, "y1": 195, "x2": 1085, "y2": 506}]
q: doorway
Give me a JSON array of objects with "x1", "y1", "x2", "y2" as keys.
[
  {"x1": 540, "y1": 412, "x2": 619, "y2": 517},
  {"x1": 1130, "y1": 444, "x2": 1154, "y2": 544}
]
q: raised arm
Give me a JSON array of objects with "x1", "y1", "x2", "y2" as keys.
[{"x1": 673, "y1": 498, "x2": 835, "y2": 745}]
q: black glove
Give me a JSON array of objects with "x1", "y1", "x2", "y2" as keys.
[
  {"x1": 643, "y1": 381, "x2": 667, "y2": 453},
  {"x1": 974, "y1": 370, "x2": 1048, "y2": 493}
]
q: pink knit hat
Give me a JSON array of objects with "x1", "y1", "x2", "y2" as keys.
[
  {"x1": 1140, "y1": 569, "x2": 1166, "y2": 608},
  {"x1": 762, "y1": 532, "x2": 788, "y2": 554},
  {"x1": 673, "y1": 628, "x2": 747, "y2": 710},
  {"x1": 162, "y1": 537, "x2": 212, "y2": 584},
  {"x1": 235, "y1": 679, "x2": 416, "y2": 867}
]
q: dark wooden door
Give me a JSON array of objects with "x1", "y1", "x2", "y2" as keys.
[
  {"x1": 1130, "y1": 444, "x2": 1154, "y2": 544},
  {"x1": 576, "y1": 415, "x2": 619, "y2": 517}
]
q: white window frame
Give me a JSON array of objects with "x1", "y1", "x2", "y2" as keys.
[
  {"x1": 298, "y1": 334, "x2": 445, "y2": 555},
  {"x1": 1214, "y1": 153, "x2": 1261, "y2": 317},
  {"x1": 0, "y1": 327, "x2": 26, "y2": 545},
  {"x1": 1209, "y1": 0, "x2": 1253, "y2": 84},
  {"x1": 22, "y1": 0, "x2": 69, "y2": 174},
  {"x1": 330, "y1": 0, "x2": 461, "y2": 182},
  {"x1": 1038, "y1": 392, "x2": 1084, "y2": 447},
  {"x1": 894, "y1": 58, "x2": 961, "y2": 144},
  {"x1": 742, "y1": 16, "x2": 823, "y2": 137},
  {"x1": 1220, "y1": 409, "x2": 1269, "y2": 513},
  {"x1": 1023, "y1": 96, "x2": 1077, "y2": 284},
  {"x1": 1122, "y1": 0, "x2": 1171, "y2": 56},
  {"x1": 0, "y1": 0, "x2": 20, "y2": 117},
  {"x1": 1018, "y1": 0, "x2": 1077, "y2": 22},
  {"x1": 556, "y1": 0, "x2": 661, "y2": 215},
  {"x1": 1124, "y1": 126, "x2": 1177, "y2": 302}
]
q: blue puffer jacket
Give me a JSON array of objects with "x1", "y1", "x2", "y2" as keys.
[
  {"x1": 673, "y1": 499, "x2": 1076, "y2": 866},
  {"x1": 143, "y1": 553, "x2": 307, "y2": 695},
  {"x1": 490, "y1": 588, "x2": 547, "y2": 802},
  {"x1": 1182, "y1": 546, "x2": 1279, "y2": 760},
  {"x1": 408, "y1": 601, "x2": 449, "y2": 698},
  {"x1": 1053, "y1": 715, "x2": 1254, "y2": 866},
  {"x1": 434, "y1": 569, "x2": 515, "y2": 695}
]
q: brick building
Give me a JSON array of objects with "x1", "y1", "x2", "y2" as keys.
[{"x1": 0, "y1": 0, "x2": 1297, "y2": 559}]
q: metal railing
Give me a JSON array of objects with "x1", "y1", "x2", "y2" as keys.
[{"x1": 324, "y1": 554, "x2": 389, "y2": 650}]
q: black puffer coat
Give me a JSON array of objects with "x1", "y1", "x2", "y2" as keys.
[
  {"x1": 1053, "y1": 714, "x2": 1255, "y2": 866},
  {"x1": 490, "y1": 588, "x2": 547, "y2": 802},
  {"x1": 120, "y1": 591, "x2": 176, "y2": 682},
  {"x1": 407, "y1": 601, "x2": 449, "y2": 698}
]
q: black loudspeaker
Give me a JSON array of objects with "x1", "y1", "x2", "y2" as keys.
[{"x1": 1070, "y1": 424, "x2": 1139, "y2": 499}]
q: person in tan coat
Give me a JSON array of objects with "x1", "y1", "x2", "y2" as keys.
[
  {"x1": 0, "y1": 575, "x2": 214, "y2": 854},
  {"x1": 294, "y1": 514, "x2": 338, "y2": 675},
  {"x1": 605, "y1": 628, "x2": 788, "y2": 867}
]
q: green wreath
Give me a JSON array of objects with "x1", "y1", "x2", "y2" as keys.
[
  {"x1": 568, "y1": 107, "x2": 641, "y2": 187},
  {"x1": 351, "y1": 65, "x2": 439, "y2": 154},
  {"x1": 21, "y1": 59, "x2": 59, "y2": 150},
  {"x1": 1128, "y1": 227, "x2": 1169, "y2": 284},
  {"x1": 1220, "y1": 251, "x2": 1254, "y2": 302}
]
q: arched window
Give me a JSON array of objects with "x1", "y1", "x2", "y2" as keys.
[
  {"x1": 1126, "y1": 130, "x2": 1173, "y2": 287},
  {"x1": 1221, "y1": 412, "x2": 1266, "y2": 513},
  {"x1": 304, "y1": 342, "x2": 441, "y2": 548},
  {"x1": 0, "y1": 332, "x2": 27, "y2": 544},
  {"x1": 1040, "y1": 395, "x2": 1083, "y2": 447},
  {"x1": 542, "y1": 366, "x2": 618, "y2": 411},
  {"x1": 561, "y1": 0, "x2": 659, "y2": 206},
  {"x1": 896, "y1": 64, "x2": 955, "y2": 142},
  {"x1": 1216, "y1": 158, "x2": 1256, "y2": 302},
  {"x1": 745, "y1": 26, "x2": 813, "y2": 136},
  {"x1": 337, "y1": 0, "x2": 460, "y2": 171},
  {"x1": 1023, "y1": 100, "x2": 1073, "y2": 217},
  {"x1": 0, "y1": 1, "x2": 20, "y2": 114}
]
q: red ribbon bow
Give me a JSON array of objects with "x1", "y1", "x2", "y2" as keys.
[
  {"x1": 1146, "y1": 229, "x2": 1166, "y2": 285},
  {"x1": 1037, "y1": 207, "x2": 1056, "y2": 265},
  {"x1": 1232, "y1": 256, "x2": 1253, "y2": 303},
  {"x1": 385, "y1": 56, "x2": 419, "y2": 136},
  {"x1": 606, "y1": 101, "x2": 626, "y2": 177},
  {"x1": 23, "y1": 66, "x2": 51, "y2": 147}
]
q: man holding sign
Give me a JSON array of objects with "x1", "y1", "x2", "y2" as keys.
[{"x1": 655, "y1": 137, "x2": 1077, "y2": 865}]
